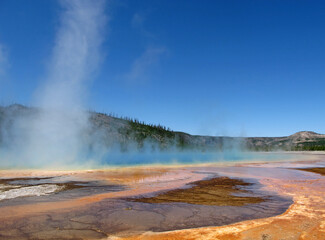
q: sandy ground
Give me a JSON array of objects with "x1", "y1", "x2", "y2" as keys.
[{"x1": 0, "y1": 153, "x2": 324, "y2": 239}]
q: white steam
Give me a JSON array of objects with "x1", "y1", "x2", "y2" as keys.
[
  {"x1": 39, "y1": 0, "x2": 106, "y2": 110},
  {"x1": 0, "y1": 44, "x2": 8, "y2": 77},
  {"x1": 3, "y1": 0, "x2": 107, "y2": 168},
  {"x1": 125, "y1": 46, "x2": 166, "y2": 83}
]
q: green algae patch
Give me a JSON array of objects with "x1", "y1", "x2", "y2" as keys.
[
  {"x1": 132, "y1": 176, "x2": 265, "y2": 206},
  {"x1": 297, "y1": 167, "x2": 325, "y2": 176}
]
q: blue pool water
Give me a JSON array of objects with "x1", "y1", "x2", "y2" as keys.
[
  {"x1": 97, "y1": 151, "x2": 301, "y2": 167},
  {"x1": 0, "y1": 147, "x2": 302, "y2": 169}
]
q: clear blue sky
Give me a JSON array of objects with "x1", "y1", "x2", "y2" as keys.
[{"x1": 0, "y1": 0, "x2": 325, "y2": 137}]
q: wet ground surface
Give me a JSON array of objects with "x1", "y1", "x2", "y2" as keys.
[
  {"x1": 0, "y1": 155, "x2": 324, "y2": 239},
  {"x1": 0, "y1": 176, "x2": 126, "y2": 206},
  {"x1": 297, "y1": 167, "x2": 325, "y2": 176},
  {"x1": 130, "y1": 176, "x2": 266, "y2": 206},
  {"x1": 0, "y1": 196, "x2": 292, "y2": 240},
  {"x1": 0, "y1": 168, "x2": 293, "y2": 239},
  {"x1": 122, "y1": 163, "x2": 325, "y2": 240}
]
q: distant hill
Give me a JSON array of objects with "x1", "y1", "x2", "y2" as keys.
[
  {"x1": 245, "y1": 131, "x2": 325, "y2": 151},
  {"x1": 1, "y1": 104, "x2": 325, "y2": 152}
]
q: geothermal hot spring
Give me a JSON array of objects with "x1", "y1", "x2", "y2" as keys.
[
  {"x1": 1, "y1": 139, "x2": 325, "y2": 240},
  {"x1": 0, "y1": 150, "x2": 307, "y2": 205}
]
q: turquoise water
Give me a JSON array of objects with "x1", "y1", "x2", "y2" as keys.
[
  {"x1": 98, "y1": 151, "x2": 300, "y2": 167},
  {"x1": 0, "y1": 147, "x2": 301, "y2": 169}
]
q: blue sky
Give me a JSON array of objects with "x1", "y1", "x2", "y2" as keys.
[{"x1": 0, "y1": 0, "x2": 325, "y2": 137}]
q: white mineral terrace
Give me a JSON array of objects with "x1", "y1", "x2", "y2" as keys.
[{"x1": 0, "y1": 184, "x2": 63, "y2": 201}]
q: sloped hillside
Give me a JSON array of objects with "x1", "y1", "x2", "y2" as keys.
[{"x1": 1, "y1": 104, "x2": 324, "y2": 152}]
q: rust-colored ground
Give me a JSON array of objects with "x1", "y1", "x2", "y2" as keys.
[
  {"x1": 0, "y1": 157, "x2": 325, "y2": 240},
  {"x1": 132, "y1": 176, "x2": 264, "y2": 206},
  {"x1": 298, "y1": 167, "x2": 325, "y2": 176},
  {"x1": 119, "y1": 167, "x2": 325, "y2": 240},
  {"x1": 0, "y1": 167, "x2": 205, "y2": 219}
]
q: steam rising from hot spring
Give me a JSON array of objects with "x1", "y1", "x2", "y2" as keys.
[{"x1": 15, "y1": 0, "x2": 106, "y2": 168}]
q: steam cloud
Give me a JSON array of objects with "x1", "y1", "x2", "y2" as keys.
[
  {"x1": 0, "y1": 44, "x2": 8, "y2": 77},
  {"x1": 0, "y1": 0, "x2": 246, "y2": 169},
  {"x1": 1, "y1": 0, "x2": 107, "y2": 169},
  {"x1": 125, "y1": 46, "x2": 166, "y2": 83},
  {"x1": 39, "y1": 0, "x2": 106, "y2": 110}
]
